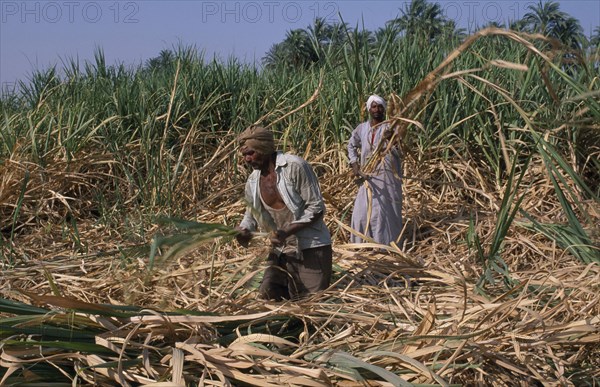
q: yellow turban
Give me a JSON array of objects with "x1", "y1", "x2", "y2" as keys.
[{"x1": 238, "y1": 126, "x2": 275, "y2": 155}]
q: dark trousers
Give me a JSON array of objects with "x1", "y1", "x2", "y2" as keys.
[{"x1": 259, "y1": 245, "x2": 332, "y2": 301}]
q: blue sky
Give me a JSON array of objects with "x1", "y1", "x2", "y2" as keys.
[{"x1": 1, "y1": 1, "x2": 599, "y2": 90}]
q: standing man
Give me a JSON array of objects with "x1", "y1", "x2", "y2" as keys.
[
  {"x1": 236, "y1": 126, "x2": 332, "y2": 301},
  {"x1": 347, "y1": 94, "x2": 403, "y2": 245}
]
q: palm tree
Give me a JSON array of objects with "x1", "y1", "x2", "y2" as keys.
[
  {"x1": 286, "y1": 28, "x2": 316, "y2": 67},
  {"x1": 308, "y1": 17, "x2": 331, "y2": 46},
  {"x1": 263, "y1": 19, "x2": 350, "y2": 69},
  {"x1": 555, "y1": 17, "x2": 585, "y2": 50},
  {"x1": 307, "y1": 17, "x2": 348, "y2": 62},
  {"x1": 388, "y1": 0, "x2": 453, "y2": 42},
  {"x1": 262, "y1": 29, "x2": 314, "y2": 69},
  {"x1": 441, "y1": 19, "x2": 467, "y2": 41},
  {"x1": 481, "y1": 21, "x2": 506, "y2": 30},
  {"x1": 262, "y1": 43, "x2": 287, "y2": 69},
  {"x1": 375, "y1": 24, "x2": 400, "y2": 44},
  {"x1": 145, "y1": 49, "x2": 176, "y2": 72},
  {"x1": 590, "y1": 26, "x2": 600, "y2": 49},
  {"x1": 349, "y1": 29, "x2": 376, "y2": 47},
  {"x1": 520, "y1": 1, "x2": 584, "y2": 49}
]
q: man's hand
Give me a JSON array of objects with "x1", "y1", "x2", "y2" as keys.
[
  {"x1": 269, "y1": 229, "x2": 288, "y2": 247},
  {"x1": 351, "y1": 162, "x2": 361, "y2": 177},
  {"x1": 351, "y1": 162, "x2": 366, "y2": 185},
  {"x1": 382, "y1": 127, "x2": 393, "y2": 140},
  {"x1": 235, "y1": 227, "x2": 252, "y2": 247}
]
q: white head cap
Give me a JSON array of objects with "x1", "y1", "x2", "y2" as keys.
[{"x1": 366, "y1": 95, "x2": 386, "y2": 111}]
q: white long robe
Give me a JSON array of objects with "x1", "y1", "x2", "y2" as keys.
[{"x1": 347, "y1": 121, "x2": 403, "y2": 245}]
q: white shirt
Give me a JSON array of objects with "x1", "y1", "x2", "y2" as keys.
[{"x1": 239, "y1": 152, "x2": 331, "y2": 250}]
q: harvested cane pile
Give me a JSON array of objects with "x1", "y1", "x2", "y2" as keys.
[
  {"x1": 2, "y1": 146, "x2": 599, "y2": 386},
  {"x1": 1, "y1": 28, "x2": 599, "y2": 386}
]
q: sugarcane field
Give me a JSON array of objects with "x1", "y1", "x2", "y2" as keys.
[{"x1": 1, "y1": 3, "x2": 600, "y2": 386}]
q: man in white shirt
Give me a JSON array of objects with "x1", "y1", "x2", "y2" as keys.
[
  {"x1": 347, "y1": 95, "x2": 403, "y2": 246},
  {"x1": 236, "y1": 126, "x2": 332, "y2": 300}
]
